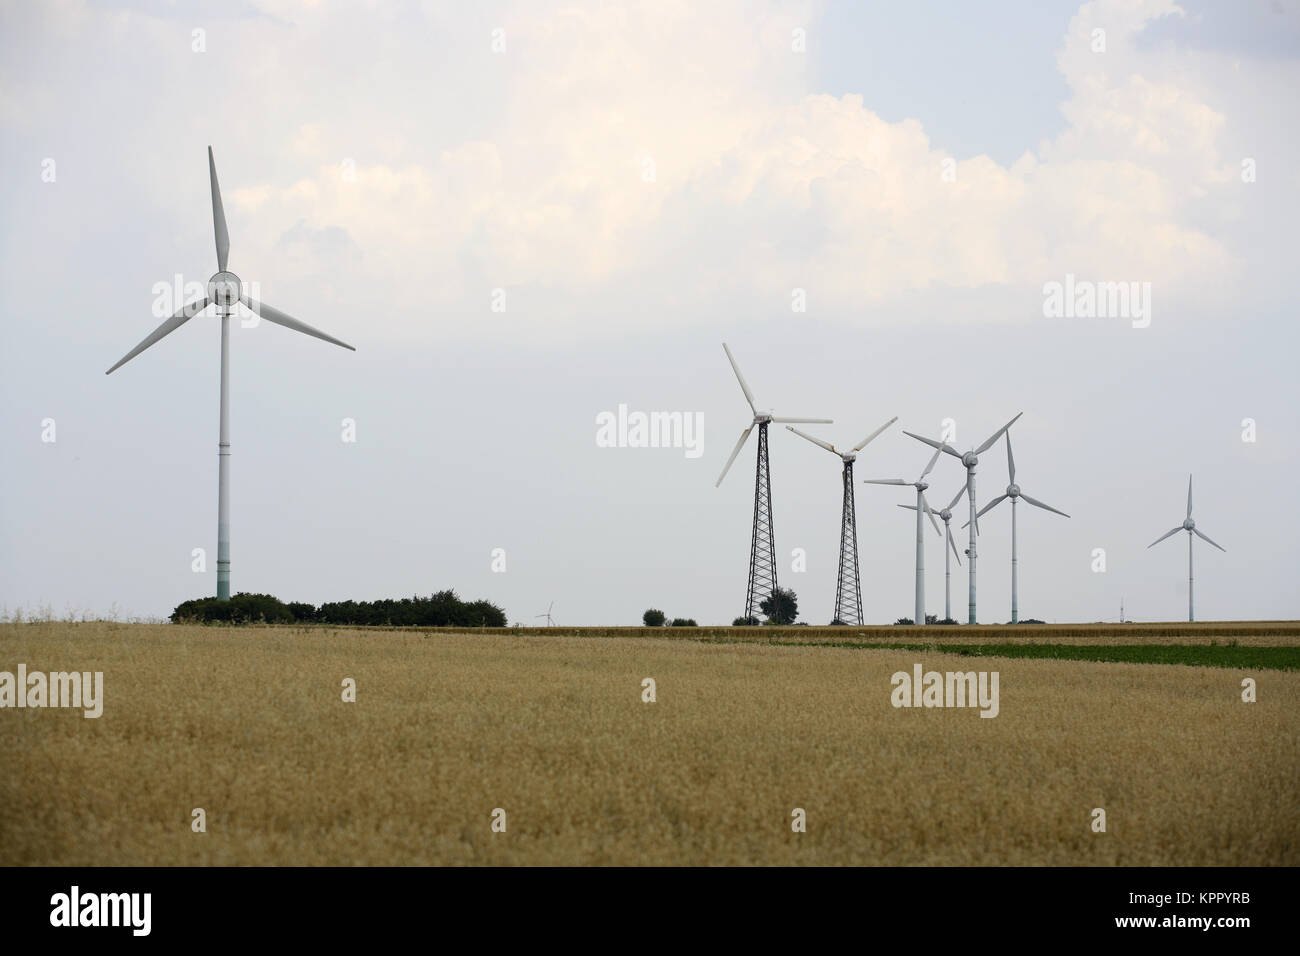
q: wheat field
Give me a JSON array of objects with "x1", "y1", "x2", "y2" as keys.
[{"x1": 1, "y1": 622, "x2": 1296, "y2": 865}]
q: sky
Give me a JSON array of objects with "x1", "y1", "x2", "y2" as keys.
[{"x1": 1, "y1": 0, "x2": 1297, "y2": 625}]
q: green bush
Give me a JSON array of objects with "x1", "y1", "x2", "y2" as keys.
[
  {"x1": 171, "y1": 592, "x2": 294, "y2": 624},
  {"x1": 642, "y1": 608, "x2": 666, "y2": 627},
  {"x1": 172, "y1": 590, "x2": 506, "y2": 628},
  {"x1": 759, "y1": 587, "x2": 798, "y2": 625},
  {"x1": 669, "y1": 618, "x2": 697, "y2": 627}
]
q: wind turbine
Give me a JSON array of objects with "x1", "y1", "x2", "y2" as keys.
[
  {"x1": 535, "y1": 602, "x2": 557, "y2": 627},
  {"x1": 863, "y1": 446, "x2": 943, "y2": 626},
  {"x1": 716, "y1": 344, "x2": 832, "y2": 623},
  {"x1": 106, "y1": 147, "x2": 355, "y2": 600},
  {"x1": 901, "y1": 485, "x2": 964, "y2": 623},
  {"x1": 1148, "y1": 475, "x2": 1225, "y2": 622},
  {"x1": 904, "y1": 413, "x2": 1022, "y2": 624},
  {"x1": 967, "y1": 433, "x2": 1069, "y2": 624},
  {"x1": 785, "y1": 417, "x2": 898, "y2": 625}
]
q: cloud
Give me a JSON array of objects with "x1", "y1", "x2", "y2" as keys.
[{"x1": 1, "y1": 0, "x2": 1267, "y2": 337}]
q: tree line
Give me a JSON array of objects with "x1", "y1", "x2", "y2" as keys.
[{"x1": 171, "y1": 590, "x2": 507, "y2": 627}]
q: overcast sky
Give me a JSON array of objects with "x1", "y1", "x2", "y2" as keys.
[{"x1": 2, "y1": 0, "x2": 1297, "y2": 625}]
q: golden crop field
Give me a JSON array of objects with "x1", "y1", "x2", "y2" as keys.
[{"x1": 2, "y1": 622, "x2": 1296, "y2": 866}]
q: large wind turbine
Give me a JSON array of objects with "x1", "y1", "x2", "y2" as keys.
[
  {"x1": 864, "y1": 446, "x2": 943, "y2": 626},
  {"x1": 968, "y1": 433, "x2": 1069, "y2": 623},
  {"x1": 1148, "y1": 475, "x2": 1226, "y2": 622},
  {"x1": 107, "y1": 147, "x2": 356, "y2": 600},
  {"x1": 904, "y1": 413, "x2": 1022, "y2": 624},
  {"x1": 901, "y1": 485, "x2": 964, "y2": 622},
  {"x1": 716, "y1": 344, "x2": 832, "y2": 623},
  {"x1": 786, "y1": 417, "x2": 898, "y2": 625}
]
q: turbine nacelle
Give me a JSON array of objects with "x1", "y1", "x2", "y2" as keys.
[
  {"x1": 753, "y1": 410, "x2": 774, "y2": 425},
  {"x1": 208, "y1": 271, "x2": 241, "y2": 308},
  {"x1": 1007, "y1": 483, "x2": 1021, "y2": 498},
  {"x1": 1183, "y1": 517, "x2": 1195, "y2": 531},
  {"x1": 962, "y1": 451, "x2": 978, "y2": 468}
]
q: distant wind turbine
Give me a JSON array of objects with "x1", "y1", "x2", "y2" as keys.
[
  {"x1": 1148, "y1": 475, "x2": 1225, "y2": 622},
  {"x1": 864, "y1": 446, "x2": 943, "y2": 626},
  {"x1": 902, "y1": 484, "x2": 964, "y2": 623},
  {"x1": 966, "y1": 433, "x2": 1069, "y2": 623},
  {"x1": 904, "y1": 413, "x2": 1022, "y2": 624},
  {"x1": 786, "y1": 417, "x2": 898, "y2": 625},
  {"x1": 716, "y1": 343, "x2": 832, "y2": 623},
  {"x1": 535, "y1": 602, "x2": 557, "y2": 627},
  {"x1": 106, "y1": 147, "x2": 355, "y2": 600}
]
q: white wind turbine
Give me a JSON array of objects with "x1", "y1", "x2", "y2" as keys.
[
  {"x1": 901, "y1": 484, "x2": 964, "y2": 623},
  {"x1": 106, "y1": 147, "x2": 356, "y2": 600},
  {"x1": 1148, "y1": 475, "x2": 1225, "y2": 622},
  {"x1": 904, "y1": 413, "x2": 1022, "y2": 624},
  {"x1": 785, "y1": 417, "x2": 898, "y2": 625},
  {"x1": 966, "y1": 433, "x2": 1069, "y2": 624},
  {"x1": 535, "y1": 602, "x2": 557, "y2": 627},
  {"x1": 863, "y1": 446, "x2": 943, "y2": 626},
  {"x1": 716, "y1": 343, "x2": 832, "y2": 623}
]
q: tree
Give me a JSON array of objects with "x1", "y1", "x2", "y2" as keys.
[
  {"x1": 642, "y1": 608, "x2": 666, "y2": 627},
  {"x1": 732, "y1": 616, "x2": 759, "y2": 626},
  {"x1": 894, "y1": 617, "x2": 914, "y2": 625},
  {"x1": 669, "y1": 617, "x2": 697, "y2": 627},
  {"x1": 759, "y1": 587, "x2": 798, "y2": 625}
]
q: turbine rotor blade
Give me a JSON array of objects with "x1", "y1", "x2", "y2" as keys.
[
  {"x1": 208, "y1": 146, "x2": 230, "y2": 272},
  {"x1": 948, "y1": 526, "x2": 961, "y2": 565},
  {"x1": 1006, "y1": 433, "x2": 1016, "y2": 484},
  {"x1": 1021, "y1": 493, "x2": 1069, "y2": 518},
  {"x1": 106, "y1": 297, "x2": 210, "y2": 374},
  {"x1": 945, "y1": 485, "x2": 966, "y2": 512},
  {"x1": 863, "y1": 478, "x2": 909, "y2": 485},
  {"x1": 920, "y1": 493, "x2": 941, "y2": 535},
  {"x1": 722, "y1": 343, "x2": 758, "y2": 415},
  {"x1": 716, "y1": 425, "x2": 753, "y2": 486},
  {"x1": 240, "y1": 295, "x2": 356, "y2": 351},
  {"x1": 975, "y1": 412, "x2": 1023, "y2": 456},
  {"x1": 770, "y1": 416, "x2": 833, "y2": 424},
  {"x1": 1148, "y1": 526, "x2": 1183, "y2": 548},
  {"x1": 1193, "y1": 528, "x2": 1226, "y2": 552},
  {"x1": 919, "y1": 445, "x2": 942, "y2": 479},
  {"x1": 976, "y1": 494, "x2": 1008, "y2": 519},
  {"x1": 785, "y1": 425, "x2": 838, "y2": 455},
  {"x1": 902, "y1": 430, "x2": 963, "y2": 459},
  {"x1": 852, "y1": 416, "x2": 898, "y2": 452},
  {"x1": 1187, "y1": 474, "x2": 1193, "y2": 519}
]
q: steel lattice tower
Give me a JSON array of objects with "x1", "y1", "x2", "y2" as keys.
[
  {"x1": 832, "y1": 459, "x2": 863, "y2": 625},
  {"x1": 744, "y1": 422, "x2": 778, "y2": 622}
]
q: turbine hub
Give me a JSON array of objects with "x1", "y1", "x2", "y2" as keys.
[
  {"x1": 208, "y1": 271, "x2": 241, "y2": 308},
  {"x1": 1183, "y1": 518, "x2": 1195, "y2": 531},
  {"x1": 917, "y1": 480, "x2": 928, "y2": 492},
  {"x1": 754, "y1": 411, "x2": 773, "y2": 424},
  {"x1": 962, "y1": 452, "x2": 978, "y2": 468},
  {"x1": 1008, "y1": 483, "x2": 1021, "y2": 497},
  {"x1": 842, "y1": 452, "x2": 856, "y2": 463},
  {"x1": 939, "y1": 509, "x2": 951, "y2": 521}
]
